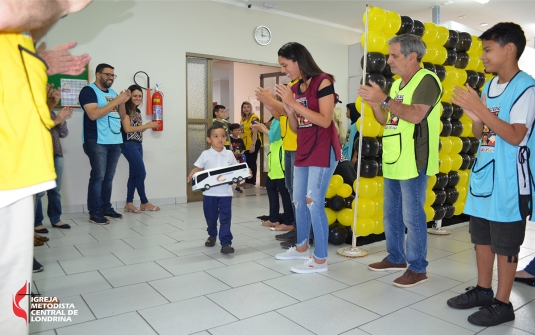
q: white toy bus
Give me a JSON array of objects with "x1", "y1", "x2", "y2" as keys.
[{"x1": 191, "y1": 162, "x2": 250, "y2": 192}]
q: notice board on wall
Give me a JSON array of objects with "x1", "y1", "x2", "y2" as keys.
[{"x1": 47, "y1": 64, "x2": 90, "y2": 107}]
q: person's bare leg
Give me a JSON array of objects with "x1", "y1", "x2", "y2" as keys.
[
  {"x1": 476, "y1": 244, "x2": 495, "y2": 289},
  {"x1": 495, "y1": 254, "x2": 518, "y2": 303}
]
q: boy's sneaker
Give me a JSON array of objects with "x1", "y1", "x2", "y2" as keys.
[
  {"x1": 221, "y1": 245, "x2": 234, "y2": 254},
  {"x1": 275, "y1": 246, "x2": 309, "y2": 260},
  {"x1": 467, "y1": 300, "x2": 515, "y2": 327},
  {"x1": 290, "y1": 258, "x2": 328, "y2": 274},
  {"x1": 205, "y1": 237, "x2": 216, "y2": 247},
  {"x1": 447, "y1": 286, "x2": 494, "y2": 309},
  {"x1": 235, "y1": 187, "x2": 243, "y2": 193},
  {"x1": 89, "y1": 215, "x2": 110, "y2": 225},
  {"x1": 368, "y1": 257, "x2": 407, "y2": 272},
  {"x1": 276, "y1": 230, "x2": 296, "y2": 241},
  {"x1": 103, "y1": 210, "x2": 123, "y2": 219},
  {"x1": 393, "y1": 270, "x2": 428, "y2": 288},
  {"x1": 33, "y1": 258, "x2": 44, "y2": 273}
]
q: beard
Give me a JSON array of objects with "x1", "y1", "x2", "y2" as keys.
[{"x1": 100, "y1": 77, "x2": 113, "y2": 89}]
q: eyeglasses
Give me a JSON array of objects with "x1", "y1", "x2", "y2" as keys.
[{"x1": 101, "y1": 73, "x2": 117, "y2": 79}]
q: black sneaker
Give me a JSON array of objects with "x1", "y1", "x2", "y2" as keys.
[
  {"x1": 235, "y1": 187, "x2": 243, "y2": 193},
  {"x1": 33, "y1": 258, "x2": 44, "y2": 273},
  {"x1": 89, "y1": 215, "x2": 110, "y2": 225},
  {"x1": 103, "y1": 210, "x2": 123, "y2": 219},
  {"x1": 467, "y1": 300, "x2": 515, "y2": 326},
  {"x1": 447, "y1": 286, "x2": 494, "y2": 309},
  {"x1": 276, "y1": 230, "x2": 296, "y2": 241},
  {"x1": 205, "y1": 237, "x2": 216, "y2": 247},
  {"x1": 280, "y1": 240, "x2": 296, "y2": 249},
  {"x1": 221, "y1": 244, "x2": 234, "y2": 254}
]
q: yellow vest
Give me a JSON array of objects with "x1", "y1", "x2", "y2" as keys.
[
  {"x1": 382, "y1": 69, "x2": 441, "y2": 179},
  {"x1": 0, "y1": 32, "x2": 55, "y2": 190},
  {"x1": 241, "y1": 113, "x2": 263, "y2": 148},
  {"x1": 281, "y1": 78, "x2": 299, "y2": 151}
]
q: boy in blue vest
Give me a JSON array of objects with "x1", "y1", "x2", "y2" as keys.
[{"x1": 447, "y1": 22, "x2": 535, "y2": 327}]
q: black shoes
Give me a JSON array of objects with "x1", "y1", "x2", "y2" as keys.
[
  {"x1": 103, "y1": 210, "x2": 123, "y2": 219},
  {"x1": 467, "y1": 300, "x2": 515, "y2": 327},
  {"x1": 33, "y1": 258, "x2": 44, "y2": 273},
  {"x1": 221, "y1": 245, "x2": 234, "y2": 254},
  {"x1": 447, "y1": 286, "x2": 494, "y2": 309},
  {"x1": 275, "y1": 230, "x2": 296, "y2": 241},
  {"x1": 205, "y1": 237, "x2": 216, "y2": 247},
  {"x1": 514, "y1": 277, "x2": 535, "y2": 287},
  {"x1": 89, "y1": 215, "x2": 110, "y2": 225}
]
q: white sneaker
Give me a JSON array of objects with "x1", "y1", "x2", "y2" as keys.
[
  {"x1": 290, "y1": 258, "x2": 328, "y2": 274},
  {"x1": 275, "y1": 247, "x2": 309, "y2": 260}
]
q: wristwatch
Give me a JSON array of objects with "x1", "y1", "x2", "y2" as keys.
[{"x1": 380, "y1": 96, "x2": 391, "y2": 109}]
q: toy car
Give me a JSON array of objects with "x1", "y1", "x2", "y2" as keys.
[{"x1": 191, "y1": 162, "x2": 250, "y2": 192}]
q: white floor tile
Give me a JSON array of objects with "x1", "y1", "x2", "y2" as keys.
[
  {"x1": 29, "y1": 295, "x2": 95, "y2": 334},
  {"x1": 332, "y1": 280, "x2": 425, "y2": 316},
  {"x1": 149, "y1": 271, "x2": 230, "y2": 302},
  {"x1": 74, "y1": 239, "x2": 134, "y2": 257},
  {"x1": 477, "y1": 324, "x2": 534, "y2": 335},
  {"x1": 88, "y1": 228, "x2": 142, "y2": 242},
  {"x1": 46, "y1": 234, "x2": 99, "y2": 248},
  {"x1": 122, "y1": 234, "x2": 179, "y2": 249},
  {"x1": 319, "y1": 260, "x2": 392, "y2": 286},
  {"x1": 55, "y1": 312, "x2": 157, "y2": 335},
  {"x1": 32, "y1": 261, "x2": 67, "y2": 281},
  {"x1": 99, "y1": 262, "x2": 172, "y2": 287},
  {"x1": 208, "y1": 311, "x2": 313, "y2": 335},
  {"x1": 34, "y1": 245, "x2": 84, "y2": 263},
  {"x1": 264, "y1": 272, "x2": 348, "y2": 301},
  {"x1": 131, "y1": 223, "x2": 180, "y2": 236},
  {"x1": 165, "y1": 228, "x2": 209, "y2": 241},
  {"x1": 34, "y1": 271, "x2": 111, "y2": 298},
  {"x1": 156, "y1": 253, "x2": 226, "y2": 275},
  {"x1": 204, "y1": 245, "x2": 271, "y2": 265},
  {"x1": 161, "y1": 239, "x2": 217, "y2": 256},
  {"x1": 505, "y1": 300, "x2": 535, "y2": 333},
  {"x1": 82, "y1": 283, "x2": 169, "y2": 318},
  {"x1": 375, "y1": 271, "x2": 462, "y2": 297},
  {"x1": 112, "y1": 245, "x2": 176, "y2": 265},
  {"x1": 59, "y1": 253, "x2": 124, "y2": 274},
  {"x1": 277, "y1": 294, "x2": 380, "y2": 335},
  {"x1": 207, "y1": 282, "x2": 298, "y2": 319},
  {"x1": 206, "y1": 262, "x2": 282, "y2": 287},
  {"x1": 359, "y1": 307, "x2": 474, "y2": 335},
  {"x1": 139, "y1": 296, "x2": 237, "y2": 335},
  {"x1": 427, "y1": 258, "x2": 478, "y2": 282}
]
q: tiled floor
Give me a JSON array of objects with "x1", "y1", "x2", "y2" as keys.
[{"x1": 31, "y1": 195, "x2": 535, "y2": 335}]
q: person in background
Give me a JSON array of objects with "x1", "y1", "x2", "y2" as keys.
[
  {"x1": 229, "y1": 123, "x2": 246, "y2": 193},
  {"x1": 119, "y1": 84, "x2": 159, "y2": 213},
  {"x1": 240, "y1": 101, "x2": 262, "y2": 188},
  {"x1": 212, "y1": 105, "x2": 230, "y2": 148},
  {"x1": 515, "y1": 256, "x2": 535, "y2": 287},
  {"x1": 341, "y1": 102, "x2": 361, "y2": 164}
]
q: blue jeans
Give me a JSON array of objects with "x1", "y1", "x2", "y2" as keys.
[
  {"x1": 293, "y1": 148, "x2": 338, "y2": 260},
  {"x1": 284, "y1": 150, "x2": 296, "y2": 227},
  {"x1": 384, "y1": 170, "x2": 429, "y2": 273},
  {"x1": 203, "y1": 196, "x2": 233, "y2": 246},
  {"x1": 83, "y1": 139, "x2": 121, "y2": 216},
  {"x1": 266, "y1": 176, "x2": 294, "y2": 224},
  {"x1": 35, "y1": 155, "x2": 64, "y2": 226},
  {"x1": 525, "y1": 256, "x2": 535, "y2": 276},
  {"x1": 121, "y1": 141, "x2": 148, "y2": 204}
]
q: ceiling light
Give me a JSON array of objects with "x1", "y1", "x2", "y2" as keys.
[
  {"x1": 480, "y1": 23, "x2": 489, "y2": 26},
  {"x1": 472, "y1": 0, "x2": 490, "y2": 3},
  {"x1": 442, "y1": 1, "x2": 454, "y2": 5},
  {"x1": 458, "y1": 15, "x2": 467, "y2": 19}
]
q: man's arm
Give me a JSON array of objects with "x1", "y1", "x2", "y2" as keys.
[{"x1": 84, "y1": 90, "x2": 130, "y2": 121}]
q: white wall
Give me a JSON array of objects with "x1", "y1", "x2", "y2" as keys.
[{"x1": 44, "y1": 0, "x2": 359, "y2": 211}]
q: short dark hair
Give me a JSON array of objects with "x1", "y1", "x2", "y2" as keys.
[
  {"x1": 229, "y1": 123, "x2": 241, "y2": 131},
  {"x1": 278, "y1": 42, "x2": 334, "y2": 82},
  {"x1": 212, "y1": 105, "x2": 226, "y2": 118},
  {"x1": 207, "y1": 124, "x2": 225, "y2": 137},
  {"x1": 96, "y1": 63, "x2": 114, "y2": 74},
  {"x1": 125, "y1": 84, "x2": 143, "y2": 117},
  {"x1": 479, "y1": 22, "x2": 526, "y2": 60}
]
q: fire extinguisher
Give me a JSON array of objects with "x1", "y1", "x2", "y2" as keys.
[{"x1": 152, "y1": 84, "x2": 163, "y2": 131}]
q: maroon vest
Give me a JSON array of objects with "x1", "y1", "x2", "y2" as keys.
[{"x1": 292, "y1": 73, "x2": 341, "y2": 167}]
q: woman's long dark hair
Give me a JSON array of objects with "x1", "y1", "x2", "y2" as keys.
[
  {"x1": 278, "y1": 42, "x2": 334, "y2": 82},
  {"x1": 125, "y1": 84, "x2": 143, "y2": 118}
]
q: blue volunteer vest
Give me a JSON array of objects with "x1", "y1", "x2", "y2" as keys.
[
  {"x1": 465, "y1": 71, "x2": 535, "y2": 222},
  {"x1": 84, "y1": 83, "x2": 122, "y2": 144}
]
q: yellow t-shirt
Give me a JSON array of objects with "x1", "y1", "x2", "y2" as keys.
[
  {"x1": 241, "y1": 113, "x2": 263, "y2": 148},
  {"x1": 281, "y1": 79, "x2": 298, "y2": 151}
]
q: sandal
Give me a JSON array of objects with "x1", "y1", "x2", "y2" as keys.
[
  {"x1": 34, "y1": 233, "x2": 49, "y2": 242},
  {"x1": 270, "y1": 224, "x2": 294, "y2": 231},
  {"x1": 261, "y1": 220, "x2": 280, "y2": 227},
  {"x1": 140, "y1": 202, "x2": 160, "y2": 211},
  {"x1": 124, "y1": 203, "x2": 141, "y2": 214}
]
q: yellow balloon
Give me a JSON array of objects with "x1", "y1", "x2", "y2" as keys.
[
  {"x1": 331, "y1": 174, "x2": 344, "y2": 189},
  {"x1": 373, "y1": 197, "x2": 384, "y2": 216},
  {"x1": 444, "y1": 66, "x2": 459, "y2": 84},
  {"x1": 457, "y1": 170, "x2": 469, "y2": 186},
  {"x1": 337, "y1": 183, "x2": 353, "y2": 198},
  {"x1": 383, "y1": 11, "x2": 401, "y2": 34},
  {"x1": 424, "y1": 206, "x2": 434, "y2": 222},
  {"x1": 361, "y1": 30, "x2": 386, "y2": 53},
  {"x1": 337, "y1": 208, "x2": 355, "y2": 227},
  {"x1": 440, "y1": 120, "x2": 443, "y2": 133},
  {"x1": 457, "y1": 186, "x2": 467, "y2": 202},
  {"x1": 440, "y1": 137, "x2": 452, "y2": 154},
  {"x1": 450, "y1": 136, "x2": 463, "y2": 154},
  {"x1": 456, "y1": 69, "x2": 468, "y2": 86},
  {"x1": 428, "y1": 174, "x2": 437, "y2": 189},
  {"x1": 356, "y1": 178, "x2": 378, "y2": 198},
  {"x1": 372, "y1": 176, "x2": 384, "y2": 196},
  {"x1": 363, "y1": 7, "x2": 386, "y2": 31},
  {"x1": 356, "y1": 97, "x2": 374, "y2": 118},
  {"x1": 325, "y1": 208, "x2": 337, "y2": 225},
  {"x1": 435, "y1": 46, "x2": 448, "y2": 66},
  {"x1": 356, "y1": 217, "x2": 375, "y2": 236},
  {"x1": 453, "y1": 200, "x2": 465, "y2": 215},
  {"x1": 425, "y1": 189, "x2": 436, "y2": 207},
  {"x1": 441, "y1": 86, "x2": 454, "y2": 103},
  {"x1": 422, "y1": 22, "x2": 438, "y2": 44},
  {"x1": 485, "y1": 73, "x2": 494, "y2": 83},
  {"x1": 476, "y1": 60, "x2": 485, "y2": 72},
  {"x1": 439, "y1": 153, "x2": 452, "y2": 173},
  {"x1": 436, "y1": 26, "x2": 449, "y2": 46},
  {"x1": 460, "y1": 118, "x2": 473, "y2": 137},
  {"x1": 356, "y1": 117, "x2": 382, "y2": 137},
  {"x1": 422, "y1": 44, "x2": 438, "y2": 63},
  {"x1": 449, "y1": 153, "x2": 463, "y2": 171},
  {"x1": 325, "y1": 184, "x2": 337, "y2": 199},
  {"x1": 357, "y1": 198, "x2": 376, "y2": 218},
  {"x1": 469, "y1": 35, "x2": 482, "y2": 53},
  {"x1": 465, "y1": 56, "x2": 480, "y2": 71},
  {"x1": 372, "y1": 215, "x2": 385, "y2": 234}
]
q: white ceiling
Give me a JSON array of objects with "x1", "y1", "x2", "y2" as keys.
[{"x1": 226, "y1": 0, "x2": 535, "y2": 48}]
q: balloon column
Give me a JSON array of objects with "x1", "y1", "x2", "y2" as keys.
[{"x1": 325, "y1": 174, "x2": 356, "y2": 245}]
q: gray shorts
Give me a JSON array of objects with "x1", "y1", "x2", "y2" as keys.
[{"x1": 469, "y1": 195, "x2": 530, "y2": 256}]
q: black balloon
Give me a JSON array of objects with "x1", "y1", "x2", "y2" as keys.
[
  {"x1": 434, "y1": 189, "x2": 446, "y2": 205},
  {"x1": 432, "y1": 204, "x2": 446, "y2": 220},
  {"x1": 444, "y1": 204, "x2": 456, "y2": 218},
  {"x1": 456, "y1": 32, "x2": 472, "y2": 51},
  {"x1": 452, "y1": 104, "x2": 464, "y2": 120},
  {"x1": 345, "y1": 227, "x2": 354, "y2": 244},
  {"x1": 443, "y1": 48, "x2": 458, "y2": 66},
  {"x1": 382, "y1": 57, "x2": 394, "y2": 76},
  {"x1": 444, "y1": 30, "x2": 460, "y2": 49},
  {"x1": 466, "y1": 70, "x2": 479, "y2": 87},
  {"x1": 438, "y1": 138, "x2": 443, "y2": 152},
  {"x1": 460, "y1": 154, "x2": 471, "y2": 170},
  {"x1": 374, "y1": 156, "x2": 383, "y2": 176},
  {"x1": 328, "y1": 224, "x2": 347, "y2": 245},
  {"x1": 434, "y1": 65, "x2": 446, "y2": 82},
  {"x1": 345, "y1": 195, "x2": 355, "y2": 208},
  {"x1": 445, "y1": 187, "x2": 460, "y2": 204},
  {"x1": 476, "y1": 72, "x2": 487, "y2": 89},
  {"x1": 447, "y1": 171, "x2": 460, "y2": 188},
  {"x1": 410, "y1": 20, "x2": 425, "y2": 37},
  {"x1": 358, "y1": 137, "x2": 380, "y2": 157},
  {"x1": 441, "y1": 102, "x2": 453, "y2": 118},
  {"x1": 467, "y1": 155, "x2": 476, "y2": 170},
  {"x1": 423, "y1": 62, "x2": 436, "y2": 74},
  {"x1": 397, "y1": 16, "x2": 414, "y2": 35},
  {"x1": 329, "y1": 196, "x2": 345, "y2": 211},
  {"x1": 362, "y1": 73, "x2": 387, "y2": 91},
  {"x1": 384, "y1": 76, "x2": 395, "y2": 94},
  {"x1": 450, "y1": 120, "x2": 464, "y2": 137},
  {"x1": 455, "y1": 52, "x2": 470, "y2": 69},
  {"x1": 361, "y1": 53, "x2": 387, "y2": 73},
  {"x1": 440, "y1": 119, "x2": 452, "y2": 137},
  {"x1": 325, "y1": 198, "x2": 329, "y2": 207},
  {"x1": 468, "y1": 137, "x2": 480, "y2": 155},
  {"x1": 435, "y1": 172, "x2": 449, "y2": 189},
  {"x1": 360, "y1": 159, "x2": 379, "y2": 178},
  {"x1": 460, "y1": 137, "x2": 471, "y2": 154}
]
